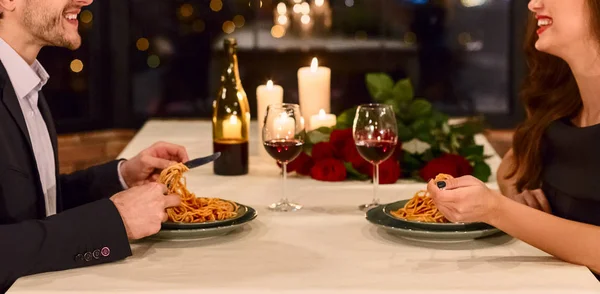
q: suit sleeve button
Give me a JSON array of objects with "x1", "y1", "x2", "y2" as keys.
[
  {"x1": 92, "y1": 249, "x2": 101, "y2": 259},
  {"x1": 84, "y1": 252, "x2": 93, "y2": 261},
  {"x1": 101, "y1": 247, "x2": 110, "y2": 257},
  {"x1": 74, "y1": 254, "x2": 84, "y2": 262}
]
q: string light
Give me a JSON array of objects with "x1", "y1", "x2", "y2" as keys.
[
  {"x1": 301, "y1": 14, "x2": 310, "y2": 24},
  {"x1": 404, "y1": 32, "x2": 417, "y2": 44},
  {"x1": 233, "y1": 15, "x2": 245, "y2": 28},
  {"x1": 210, "y1": 0, "x2": 223, "y2": 12},
  {"x1": 179, "y1": 3, "x2": 194, "y2": 17},
  {"x1": 192, "y1": 20, "x2": 205, "y2": 33},
  {"x1": 277, "y1": 15, "x2": 288, "y2": 25},
  {"x1": 222, "y1": 21, "x2": 235, "y2": 34},
  {"x1": 70, "y1": 59, "x2": 83, "y2": 73},
  {"x1": 277, "y1": 2, "x2": 287, "y2": 14},
  {"x1": 271, "y1": 25, "x2": 285, "y2": 38},
  {"x1": 136, "y1": 38, "x2": 150, "y2": 51},
  {"x1": 147, "y1": 55, "x2": 160, "y2": 68},
  {"x1": 80, "y1": 10, "x2": 93, "y2": 24}
]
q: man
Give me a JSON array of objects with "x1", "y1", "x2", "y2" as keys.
[{"x1": 0, "y1": 0, "x2": 187, "y2": 291}]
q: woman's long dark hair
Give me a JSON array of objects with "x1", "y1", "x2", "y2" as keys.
[{"x1": 509, "y1": 1, "x2": 600, "y2": 191}]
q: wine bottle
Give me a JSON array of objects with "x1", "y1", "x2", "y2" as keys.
[{"x1": 212, "y1": 38, "x2": 250, "y2": 175}]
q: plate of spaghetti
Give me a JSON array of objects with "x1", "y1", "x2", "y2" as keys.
[
  {"x1": 383, "y1": 174, "x2": 493, "y2": 231},
  {"x1": 366, "y1": 205, "x2": 501, "y2": 242},
  {"x1": 158, "y1": 162, "x2": 249, "y2": 230}
]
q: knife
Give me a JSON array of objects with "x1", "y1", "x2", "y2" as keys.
[{"x1": 184, "y1": 152, "x2": 221, "y2": 169}]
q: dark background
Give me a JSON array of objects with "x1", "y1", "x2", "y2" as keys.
[{"x1": 39, "y1": 0, "x2": 528, "y2": 134}]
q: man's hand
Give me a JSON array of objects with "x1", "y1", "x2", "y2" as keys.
[
  {"x1": 120, "y1": 141, "x2": 189, "y2": 188},
  {"x1": 110, "y1": 182, "x2": 181, "y2": 240}
]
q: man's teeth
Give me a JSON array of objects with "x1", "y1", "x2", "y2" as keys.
[
  {"x1": 538, "y1": 18, "x2": 553, "y2": 26},
  {"x1": 64, "y1": 14, "x2": 78, "y2": 20}
]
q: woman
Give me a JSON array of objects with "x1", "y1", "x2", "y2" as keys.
[{"x1": 427, "y1": 0, "x2": 600, "y2": 278}]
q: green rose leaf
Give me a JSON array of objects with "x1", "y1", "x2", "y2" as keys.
[
  {"x1": 415, "y1": 131, "x2": 434, "y2": 144},
  {"x1": 314, "y1": 126, "x2": 333, "y2": 134},
  {"x1": 392, "y1": 78, "x2": 414, "y2": 103},
  {"x1": 430, "y1": 109, "x2": 448, "y2": 124},
  {"x1": 344, "y1": 162, "x2": 369, "y2": 181},
  {"x1": 472, "y1": 161, "x2": 492, "y2": 182},
  {"x1": 397, "y1": 121, "x2": 413, "y2": 141},
  {"x1": 307, "y1": 129, "x2": 330, "y2": 145},
  {"x1": 336, "y1": 107, "x2": 357, "y2": 129},
  {"x1": 421, "y1": 148, "x2": 435, "y2": 162},
  {"x1": 366, "y1": 73, "x2": 394, "y2": 101},
  {"x1": 402, "y1": 152, "x2": 423, "y2": 171},
  {"x1": 408, "y1": 99, "x2": 432, "y2": 118},
  {"x1": 459, "y1": 145, "x2": 484, "y2": 158}
]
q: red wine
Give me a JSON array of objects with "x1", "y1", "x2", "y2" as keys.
[
  {"x1": 355, "y1": 140, "x2": 396, "y2": 164},
  {"x1": 263, "y1": 139, "x2": 304, "y2": 163},
  {"x1": 213, "y1": 139, "x2": 248, "y2": 175}
]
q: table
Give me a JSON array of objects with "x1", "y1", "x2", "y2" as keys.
[{"x1": 11, "y1": 120, "x2": 600, "y2": 293}]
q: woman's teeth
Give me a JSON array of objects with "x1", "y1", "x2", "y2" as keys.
[{"x1": 538, "y1": 18, "x2": 553, "y2": 26}]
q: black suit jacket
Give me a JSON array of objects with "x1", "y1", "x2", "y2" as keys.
[{"x1": 0, "y1": 61, "x2": 132, "y2": 291}]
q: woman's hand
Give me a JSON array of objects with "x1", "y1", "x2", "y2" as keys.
[
  {"x1": 508, "y1": 189, "x2": 552, "y2": 214},
  {"x1": 426, "y1": 175, "x2": 503, "y2": 224}
]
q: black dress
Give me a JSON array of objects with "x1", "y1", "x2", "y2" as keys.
[{"x1": 542, "y1": 118, "x2": 600, "y2": 280}]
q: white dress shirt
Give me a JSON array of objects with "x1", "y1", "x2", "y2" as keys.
[{"x1": 0, "y1": 38, "x2": 128, "y2": 217}]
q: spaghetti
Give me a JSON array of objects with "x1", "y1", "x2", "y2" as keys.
[
  {"x1": 390, "y1": 174, "x2": 453, "y2": 223},
  {"x1": 159, "y1": 163, "x2": 239, "y2": 223}
]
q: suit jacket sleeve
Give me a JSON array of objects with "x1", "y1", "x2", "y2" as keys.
[
  {"x1": 59, "y1": 160, "x2": 125, "y2": 210},
  {"x1": 0, "y1": 198, "x2": 132, "y2": 292}
]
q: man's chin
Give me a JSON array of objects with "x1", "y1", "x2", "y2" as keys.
[{"x1": 53, "y1": 37, "x2": 81, "y2": 50}]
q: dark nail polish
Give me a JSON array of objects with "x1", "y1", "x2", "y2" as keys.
[{"x1": 437, "y1": 181, "x2": 446, "y2": 189}]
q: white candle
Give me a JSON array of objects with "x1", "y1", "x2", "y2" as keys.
[
  {"x1": 256, "y1": 80, "x2": 284, "y2": 131},
  {"x1": 222, "y1": 115, "x2": 242, "y2": 138},
  {"x1": 256, "y1": 80, "x2": 284, "y2": 158},
  {"x1": 297, "y1": 57, "x2": 330, "y2": 130},
  {"x1": 273, "y1": 112, "x2": 295, "y2": 140},
  {"x1": 310, "y1": 109, "x2": 336, "y2": 130}
]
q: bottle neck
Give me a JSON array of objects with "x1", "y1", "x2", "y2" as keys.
[{"x1": 223, "y1": 46, "x2": 241, "y2": 86}]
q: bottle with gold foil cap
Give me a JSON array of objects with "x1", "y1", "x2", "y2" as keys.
[{"x1": 212, "y1": 38, "x2": 250, "y2": 175}]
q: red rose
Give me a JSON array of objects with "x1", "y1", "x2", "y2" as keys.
[
  {"x1": 419, "y1": 153, "x2": 472, "y2": 181},
  {"x1": 311, "y1": 142, "x2": 336, "y2": 161},
  {"x1": 310, "y1": 158, "x2": 347, "y2": 182},
  {"x1": 329, "y1": 128, "x2": 353, "y2": 155},
  {"x1": 393, "y1": 141, "x2": 403, "y2": 160},
  {"x1": 441, "y1": 153, "x2": 473, "y2": 176},
  {"x1": 286, "y1": 152, "x2": 314, "y2": 176},
  {"x1": 340, "y1": 143, "x2": 371, "y2": 175},
  {"x1": 366, "y1": 157, "x2": 401, "y2": 184}
]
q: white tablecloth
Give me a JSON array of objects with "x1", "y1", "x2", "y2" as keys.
[{"x1": 10, "y1": 120, "x2": 600, "y2": 293}]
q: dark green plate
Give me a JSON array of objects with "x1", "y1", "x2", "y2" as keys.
[
  {"x1": 367, "y1": 204, "x2": 501, "y2": 241},
  {"x1": 381, "y1": 199, "x2": 494, "y2": 232},
  {"x1": 161, "y1": 200, "x2": 248, "y2": 230},
  {"x1": 152, "y1": 206, "x2": 258, "y2": 240}
]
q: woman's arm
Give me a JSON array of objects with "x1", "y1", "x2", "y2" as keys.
[
  {"x1": 429, "y1": 177, "x2": 600, "y2": 273},
  {"x1": 497, "y1": 148, "x2": 518, "y2": 196},
  {"x1": 489, "y1": 194, "x2": 600, "y2": 273}
]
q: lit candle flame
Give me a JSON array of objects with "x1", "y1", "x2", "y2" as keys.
[
  {"x1": 319, "y1": 109, "x2": 326, "y2": 117},
  {"x1": 315, "y1": 0, "x2": 324, "y2": 7},
  {"x1": 310, "y1": 57, "x2": 318, "y2": 72},
  {"x1": 266, "y1": 80, "x2": 274, "y2": 90},
  {"x1": 229, "y1": 115, "x2": 238, "y2": 125}
]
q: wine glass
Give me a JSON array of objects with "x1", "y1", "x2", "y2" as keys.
[
  {"x1": 353, "y1": 104, "x2": 398, "y2": 211},
  {"x1": 262, "y1": 103, "x2": 305, "y2": 212}
]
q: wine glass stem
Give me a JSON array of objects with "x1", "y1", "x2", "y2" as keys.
[
  {"x1": 373, "y1": 163, "x2": 380, "y2": 205},
  {"x1": 281, "y1": 162, "x2": 288, "y2": 205}
]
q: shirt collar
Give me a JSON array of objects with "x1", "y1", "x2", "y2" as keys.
[{"x1": 0, "y1": 37, "x2": 49, "y2": 100}]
